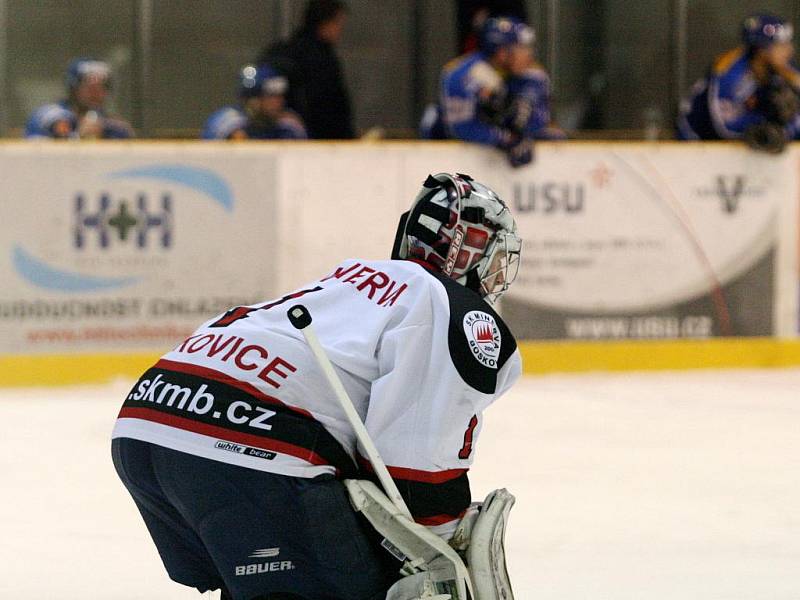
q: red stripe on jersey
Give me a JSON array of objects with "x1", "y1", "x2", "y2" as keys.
[
  {"x1": 358, "y1": 454, "x2": 467, "y2": 483},
  {"x1": 118, "y1": 406, "x2": 333, "y2": 469},
  {"x1": 414, "y1": 509, "x2": 467, "y2": 527},
  {"x1": 155, "y1": 358, "x2": 314, "y2": 420}
]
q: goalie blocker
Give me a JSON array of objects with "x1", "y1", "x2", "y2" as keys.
[{"x1": 345, "y1": 480, "x2": 516, "y2": 600}]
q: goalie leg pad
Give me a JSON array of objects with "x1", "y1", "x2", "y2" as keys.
[
  {"x1": 465, "y1": 489, "x2": 516, "y2": 600},
  {"x1": 344, "y1": 479, "x2": 474, "y2": 600},
  {"x1": 385, "y1": 571, "x2": 454, "y2": 600}
]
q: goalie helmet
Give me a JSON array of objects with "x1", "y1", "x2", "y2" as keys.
[{"x1": 392, "y1": 173, "x2": 522, "y2": 304}]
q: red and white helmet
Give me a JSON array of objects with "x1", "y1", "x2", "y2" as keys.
[{"x1": 392, "y1": 172, "x2": 522, "y2": 303}]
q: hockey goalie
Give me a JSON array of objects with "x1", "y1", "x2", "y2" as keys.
[{"x1": 112, "y1": 172, "x2": 523, "y2": 599}]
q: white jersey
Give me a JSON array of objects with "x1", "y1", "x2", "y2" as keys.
[{"x1": 113, "y1": 258, "x2": 521, "y2": 532}]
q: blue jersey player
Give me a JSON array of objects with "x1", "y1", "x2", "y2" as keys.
[
  {"x1": 202, "y1": 64, "x2": 308, "y2": 140},
  {"x1": 678, "y1": 14, "x2": 800, "y2": 153},
  {"x1": 421, "y1": 16, "x2": 565, "y2": 168},
  {"x1": 25, "y1": 58, "x2": 134, "y2": 139}
]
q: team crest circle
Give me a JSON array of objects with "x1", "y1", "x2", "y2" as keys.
[{"x1": 463, "y1": 311, "x2": 501, "y2": 369}]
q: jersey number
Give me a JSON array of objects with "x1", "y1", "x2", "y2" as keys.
[
  {"x1": 458, "y1": 414, "x2": 479, "y2": 459},
  {"x1": 210, "y1": 286, "x2": 323, "y2": 327}
]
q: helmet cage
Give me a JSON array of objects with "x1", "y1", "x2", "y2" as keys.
[{"x1": 475, "y1": 229, "x2": 522, "y2": 304}]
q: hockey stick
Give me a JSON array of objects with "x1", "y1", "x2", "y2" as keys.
[{"x1": 287, "y1": 304, "x2": 414, "y2": 521}]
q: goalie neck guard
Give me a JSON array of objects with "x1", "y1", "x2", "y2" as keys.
[{"x1": 391, "y1": 172, "x2": 522, "y2": 304}]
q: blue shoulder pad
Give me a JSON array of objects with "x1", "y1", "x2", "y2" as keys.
[{"x1": 25, "y1": 103, "x2": 75, "y2": 138}]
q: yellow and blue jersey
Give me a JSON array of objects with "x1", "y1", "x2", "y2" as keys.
[
  {"x1": 678, "y1": 47, "x2": 800, "y2": 140},
  {"x1": 202, "y1": 105, "x2": 307, "y2": 140},
  {"x1": 25, "y1": 100, "x2": 133, "y2": 139},
  {"x1": 421, "y1": 51, "x2": 556, "y2": 144}
]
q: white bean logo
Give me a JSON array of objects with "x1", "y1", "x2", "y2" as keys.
[{"x1": 463, "y1": 311, "x2": 501, "y2": 369}]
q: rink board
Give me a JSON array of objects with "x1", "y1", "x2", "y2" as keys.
[
  {"x1": 0, "y1": 141, "x2": 799, "y2": 385},
  {"x1": 4, "y1": 338, "x2": 800, "y2": 386}
]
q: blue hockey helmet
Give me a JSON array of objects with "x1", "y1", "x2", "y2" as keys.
[
  {"x1": 479, "y1": 17, "x2": 535, "y2": 56},
  {"x1": 742, "y1": 14, "x2": 793, "y2": 49},
  {"x1": 66, "y1": 58, "x2": 111, "y2": 91},
  {"x1": 238, "y1": 64, "x2": 288, "y2": 99}
]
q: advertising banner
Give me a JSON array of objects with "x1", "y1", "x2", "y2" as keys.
[
  {"x1": 274, "y1": 144, "x2": 414, "y2": 289},
  {"x1": 498, "y1": 145, "x2": 794, "y2": 340},
  {"x1": 1, "y1": 142, "x2": 796, "y2": 362},
  {"x1": 0, "y1": 144, "x2": 280, "y2": 355}
]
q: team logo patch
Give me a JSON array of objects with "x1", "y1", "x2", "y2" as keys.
[{"x1": 463, "y1": 311, "x2": 501, "y2": 369}]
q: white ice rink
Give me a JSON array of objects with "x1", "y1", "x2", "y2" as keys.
[{"x1": 1, "y1": 368, "x2": 799, "y2": 599}]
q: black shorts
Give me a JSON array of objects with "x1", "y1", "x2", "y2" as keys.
[{"x1": 112, "y1": 438, "x2": 393, "y2": 600}]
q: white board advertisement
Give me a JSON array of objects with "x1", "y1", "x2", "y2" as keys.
[
  {"x1": 0, "y1": 142, "x2": 796, "y2": 357},
  {"x1": 0, "y1": 144, "x2": 280, "y2": 355},
  {"x1": 497, "y1": 144, "x2": 795, "y2": 339}
]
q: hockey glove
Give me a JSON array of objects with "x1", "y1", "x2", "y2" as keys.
[
  {"x1": 501, "y1": 136, "x2": 534, "y2": 168},
  {"x1": 478, "y1": 90, "x2": 510, "y2": 127},
  {"x1": 77, "y1": 110, "x2": 103, "y2": 139},
  {"x1": 757, "y1": 79, "x2": 800, "y2": 126},
  {"x1": 743, "y1": 122, "x2": 787, "y2": 154},
  {"x1": 504, "y1": 97, "x2": 534, "y2": 135}
]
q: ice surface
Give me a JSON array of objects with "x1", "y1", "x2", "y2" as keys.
[{"x1": 1, "y1": 369, "x2": 799, "y2": 599}]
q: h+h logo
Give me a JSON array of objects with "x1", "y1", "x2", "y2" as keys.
[{"x1": 74, "y1": 193, "x2": 173, "y2": 249}]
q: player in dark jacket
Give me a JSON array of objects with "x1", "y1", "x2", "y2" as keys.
[
  {"x1": 258, "y1": 0, "x2": 354, "y2": 139},
  {"x1": 678, "y1": 14, "x2": 800, "y2": 153}
]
